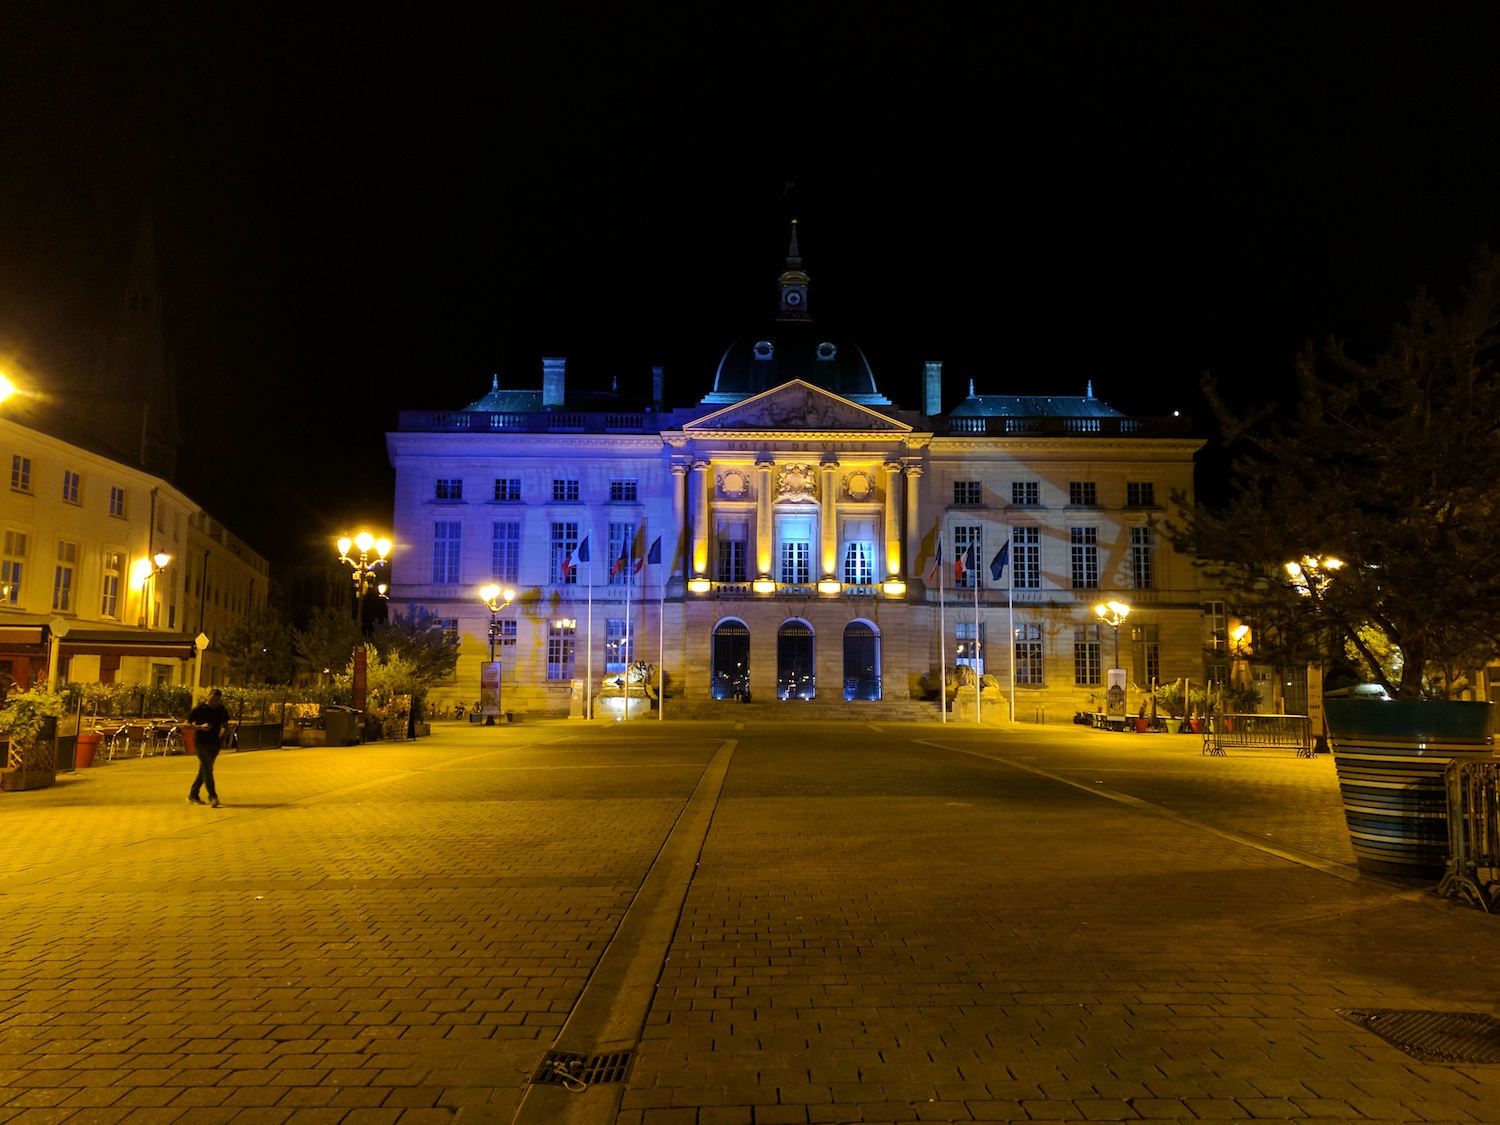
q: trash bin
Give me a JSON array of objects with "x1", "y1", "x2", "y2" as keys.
[{"x1": 323, "y1": 706, "x2": 362, "y2": 746}]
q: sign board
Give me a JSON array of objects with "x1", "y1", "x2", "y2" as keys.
[
  {"x1": 479, "y1": 661, "x2": 501, "y2": 717},
  {"x1": 1105, "y1": 668, "x2": 1128, "y2": 722}
]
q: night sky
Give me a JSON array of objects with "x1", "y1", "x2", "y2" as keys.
[{"x1": 4, "y1": 7, "x2": 1500, "y2": 587}]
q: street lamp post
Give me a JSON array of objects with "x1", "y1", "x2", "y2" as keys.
[
  {"x1": 478, "y1": 584, "x2": 515, "y2": 726},
  {"x1": 1093, "y1": 599, "x2": 1131, "y2": 668},
  {"x1": 336, "y1": 532, "x2": 393, "y2": 621},
  {"x1": 1093, "y1": 599, "x2": 1131, "y2": 723}
]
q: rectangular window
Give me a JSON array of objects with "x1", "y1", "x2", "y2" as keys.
[
  {"x1": 1132, "y1": 624, "x2": 1160, "y2": 687},
  {"x1": 550, "y1": 522, "x2": 579, "y2": 584},
  {"x1": 493, "y1": 618, "x2": 515, "y2": 649},
  {"x1": 1203, "y1": 600, "x2": 1227, "y2": 652},
  {"x1": 53, "y1": 540, "x2": 77, "y2": 612},
  {"x1": 1013, "y1": 526, "x2": 1041, "y2": 590},
  {"x1": 1074, "y1": 625, "x2": 1102, "y2": 685},
  {"x1": 1070, "y1": 527, "x2": 1098, "y2": 589},
  {"x1": 552, "y1": 478, "x2": 580, "y2": 502},
  {"x1": 778, "y1": 516, "x2": 813, "y2": 584},
  {"x1": 432, "y1": 521, "x2": 461, "y2": 585},
  {"x1": 605, "y1": 618, "x2": 635, "y2": 672},
  {"x1": 608, "y1": 521, "x2": 640, "y2": 586},
  {"x1": 494, "y1": 478, "x2": 521, "y2": 501},
  {"x1": 101, "y1": 551, "x2": 123, "y2": 618},
  {"x1": 435, "y1": 478, "x2": 463, "y2": 501},
  {"x1": 953, "y1": 480, "x2": 982, "y2": 506},
  {"x1": 1130, "y1": 526, "x2": 1154, "y2": 589},
  {"x1": 717, "y1": 520, "x2": 748, "y2": 583},
  {"x1": 609, "y1": 479, "x2": 638, "y2": 502},
  {"x1": 167, "y1": 566, "x2": 177, "y2": 628},
  {"x1": 62, "y1": 470, "x2": 80, "y2": 504},
  {"x1": 2, "y1": 531, "x2": 26, "y2": 605},
  {"x1": 491, "y1": 521, "x2": 520, "y2": 583},
  {"x1": 547, "y1": 620, "x2": 576, "y2": 681},
  {"x1": 1015, "y1": 623, "x2": 1043, "y2": 685},
  {"x1": 1011, "y1": 480, "x2": 1040, "y2": 507},
  {"x1": 956, "y1": 621, "x2": 985, "y2": 674},
  {"x1": 954, "y1": 524, "x2": 982, "y2": 589},
  {"x1": 1069, "y1": 481, "x2": 1097, "y2": 506},
  {"x1": 109, "y1": 486, "x2": 126, "y2": 517},
  {"x1": 1127, "y1": 481, "x2": 1156, "y2": 507},
  {"x1": 841, "y1": 520, "x2": 876, "y2": 585},
  {"x1": 11, "y1": 456, "x2": 30, "y2": 493}
]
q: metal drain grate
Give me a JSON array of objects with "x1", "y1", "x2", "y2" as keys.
[
  {"x1": 531, "y1": 1049, "x2": 633, "y2": 1088},
  {"x1": 1339, "y1": 1008, "x2": 1500, "y2": 1064}
]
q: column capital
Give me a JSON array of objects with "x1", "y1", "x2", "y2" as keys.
[
  {"x1": 882, "y1": 460, "x2": 903, "y2": 475},
  {"x1": 903, "y1": 462, "x2": 924, "y2": 478},
  {"x1": 691, "y1": 459, "x2": 713, "y2": 473}
]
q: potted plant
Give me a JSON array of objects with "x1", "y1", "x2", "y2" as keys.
[
  {"x1": 1155, "y1": 682, "x2": 1186, "y2": 733},
  {"x1": 0, "y1": 690, "x2": 69, "y2": 789}
]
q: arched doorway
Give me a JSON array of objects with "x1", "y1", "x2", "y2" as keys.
[
  {"x1": 777, "y1": 619, "x2": 816, "y2": 700},
  {"x1": 843, "y1": 621, "x2": 881, "y2": 701},
  {"x1": 711, "y1": 618, "x2": 750, "y2": 700}
]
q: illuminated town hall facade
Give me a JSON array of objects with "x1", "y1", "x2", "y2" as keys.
[{"x1": 387, "y1": 232, "x2": 1208, "y2": 720}]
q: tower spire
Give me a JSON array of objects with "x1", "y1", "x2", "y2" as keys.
[{"x1": 777, "y1": 219, "x2": 810, "y2": 320}]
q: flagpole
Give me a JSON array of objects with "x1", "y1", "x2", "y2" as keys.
[
  {"x1": 657, "y1": 544, "x2": 664, "y2": 723},
  {"x1": 623, "y1": 529, "x2": 633, "y2": 723},
  {"x1": 974, "y1": 543, "x2": 981, "y2": 726},
  {"x1": 938, "y1": 532, "x2": 946, "y2": 724},
  {"x1": 1008, "y1": 535, "x2": 1016, "y2": 724},
  {"x1": 586, "y1": 539, "x2": 593, "y2": 721}
]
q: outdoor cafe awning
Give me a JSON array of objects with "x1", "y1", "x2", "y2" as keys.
[{"x1": 0, "y1": 626, "x2": 196, "y2": 660}]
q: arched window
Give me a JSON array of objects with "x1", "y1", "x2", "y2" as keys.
[
  {"x1": 711, "y1": 619, "x2": 750, "y2": 701},
  {"x1": 778, "y1": 620, "x2": 816, "y2": 700},
  {"x1": 843, "y1": 621, "x2": 881, "y2": 701}
]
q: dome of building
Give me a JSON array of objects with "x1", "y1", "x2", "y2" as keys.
[{"x1": 705, "y1": 321, "x2": 887, "y2": 405}]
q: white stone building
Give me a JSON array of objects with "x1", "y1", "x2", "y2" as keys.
[{"x1": 386, "y1": 230, "x2": 1206, "y2": 720}]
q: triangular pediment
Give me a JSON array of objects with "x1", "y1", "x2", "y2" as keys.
[{"x1": 684, "y1": 380, "x2": 911, "y2": 433}]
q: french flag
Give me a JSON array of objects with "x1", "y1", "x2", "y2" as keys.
[
  {"x1": 954, "y1": 543, "x2": 975, "y2": 585},
  {"x1": 562, "y1": 534, "x2": 589, "y2": 581}
]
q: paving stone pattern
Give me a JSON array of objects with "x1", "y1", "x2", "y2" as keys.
[{"x1": 0, "y1": 722, "x2": 1497, "y2": 1125}]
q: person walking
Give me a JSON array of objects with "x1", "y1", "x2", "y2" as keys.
[{"x1": 187, "y1": 688, "x2": 231, "y2": 808}]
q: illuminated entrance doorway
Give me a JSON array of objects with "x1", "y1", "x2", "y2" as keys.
[
  {"x1": 843, "y1": 621, "x2": 881, "y2": 700},
  {"x1": 711, "y1": 618, "x2": 750, "y2": 700},
  {"x1": 777, "y1": 619, "x2": 816, "y2": 700}
]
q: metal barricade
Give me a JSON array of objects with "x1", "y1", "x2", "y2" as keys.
[
  {"x1": 1438, "y1": 758, "x2": 1500, "y2": 912},
  {"x1": 1202, "y1": 714, "x2": 1312, "y2": 757}
]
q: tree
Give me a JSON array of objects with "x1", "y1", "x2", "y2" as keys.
[
  {"x1": 219, "y1": 607, "x2": 294, "y2": 684},
  {"x1": 292, "y1": 605, "x2": 365, "y2": 680},
  {"x1": 1175, "y1": 252, "x2": 1500, "y2": 699},
  {"x1": 370, "y1": 604, "x2": 460, "y2": 684}
]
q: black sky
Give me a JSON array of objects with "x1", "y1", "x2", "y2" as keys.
[{"x1": 4, "y1": 6, "x2": 1500, "y2": 582}]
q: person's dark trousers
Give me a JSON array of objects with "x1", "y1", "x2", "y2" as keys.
[{"x1": 190, "y1": 745, "x2": 220, "y2": 801}]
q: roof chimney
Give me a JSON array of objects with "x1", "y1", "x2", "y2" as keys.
[
  {"x1": 924, "y1": 361, "x2": 943, "y2": 416},
  {"x1": 542, "y1": 357, "x2": 566, "y2": 409},
  {"x1": 651, "y1": 366, "x2": 664, "y2": 412}
]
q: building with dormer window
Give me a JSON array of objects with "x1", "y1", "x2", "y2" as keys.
[{"x1": 387, "y1": 225, "x2": 1206, "y2": 720}]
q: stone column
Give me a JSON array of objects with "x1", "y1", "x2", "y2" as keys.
[
  {"x1": 670, "y1": 462, "x2": 688, "y2": 580},
  {"x1": 883, "y1": 461, "x2": 904, "y2": 581},
  {"x1": 904, "y1": 463, "x2": 924, "y2": 581},
  {"x1": 756, "y1": 457, "x2": 775, "y2": 579},
  {"x1": 820, "y1": 458, "x2": 840, "y2": 581},
  {"x1": 690, "y1": 460, "x2": 712, "y2": 580}
]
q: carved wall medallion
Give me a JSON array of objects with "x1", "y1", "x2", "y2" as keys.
[
  {"x1": 718, "y1": 469, "x2": 750, "y2": 499},
  {"x1": 776, "y1": 463, "x2": 817, "y2": 501},
  {"x1": 843, "y1": 470, "x2": 874, "y2": 501}
]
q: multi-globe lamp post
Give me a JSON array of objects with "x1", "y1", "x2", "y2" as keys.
[
  {"x1": 1093, "y1": 599, "x2": 1131, "y2": 721},
  {"x1": 336, "y1": 532, "x2": 392, "y2": 719},
  {"x1": 337, "y1": 532, "x2": 392, "y2": 620},
  {"x1": 478, "y1": 584, "x2": 515, "y2": 726}
]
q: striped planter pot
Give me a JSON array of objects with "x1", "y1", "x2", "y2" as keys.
[{"x1": 1325, "y1": 700, "x2": 1496, "y2": 878}]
